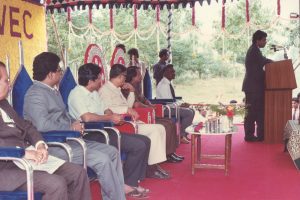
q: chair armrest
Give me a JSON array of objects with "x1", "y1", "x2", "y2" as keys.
[
  {"x1": 104, "y1": 127, "x2": 121, "y2": 153},
  {"x1": 41, "y1": 131, "x2": 81, "y2": 143},
  {"x1": 148, "y1": 99, "x2": 176, "y2": 105},
  {"x1": 82, "y1": 121, "x2": 122, "y2": 152},
  {"x1": 84, "y1": 121, "x2": 113, "y2": 129},
  {"x1": 0, "y1": 147, "x2": 34, "y2": 200},
  {"x1": 41, "y1": 131, "x2": 82, "y2": 165},
  {"x1": 134, "y1": 107, "x2": 155, "y2": 124},
  {"x1": 0, "y1": 147, "x2": 25, "y2": 157},
  {"x1": 41, "y1": 130, "x2": 81, "y2": 138}
]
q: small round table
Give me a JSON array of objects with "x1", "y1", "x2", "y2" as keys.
[{"x1": 186, "y1": 124, "x2": 238, "y2": 175}]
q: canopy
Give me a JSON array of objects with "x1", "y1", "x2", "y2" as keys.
[{"x1": 46, "y1": 0, "x2": 234, "y2": 13}]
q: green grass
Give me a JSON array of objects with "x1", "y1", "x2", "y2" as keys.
[{"x1": 172, "y1": 77, "x2": 245, "y2": 104}]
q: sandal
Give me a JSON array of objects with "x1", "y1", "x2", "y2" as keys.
[
  {"x1": 126, "y1": 189, "x2": 149, "y2": 199},
  {"x1": 134, "y1": 186, "x2": 150, "y2": 194}
]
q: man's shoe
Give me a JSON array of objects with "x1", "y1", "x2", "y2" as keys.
[
  {"x1": 185, "y1": 136, "x2": 191, "y2": 141},
  {"x1": 257, "y1": 137, "x2": 264, "y2": 142},
  {"x1": 156, "y1": 165, "x2": 169, "y2": 176},
  {"x1": 166, "y1": 156, "x2": 181, "y2": 163},
  {"x1": 146, "y1": 171, "x2": 170, "y2": 179},
  {"x1": 244, "y1": 136, "x2": 258, "y2": 142},
  {"x1": 172, "y1": 153, "x2": 184, "y2": 160},
  {"x1": 180, "y1": 137, "x2": 190, "y2": 144},
  {"x1": 169, "y1": 153, "x2": 183, "y2": 161}
]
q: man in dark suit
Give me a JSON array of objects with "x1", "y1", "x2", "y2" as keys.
[
  {"x1": 0, "y1": 61, "x2": 91, "y2": 200},
  {"x1": 242, "y1": 30, "x2": 272, "y2": 142}
]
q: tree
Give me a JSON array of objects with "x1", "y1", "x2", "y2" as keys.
[{"x1": 211, "y1": 0, "x2": 274, "y2": 64}]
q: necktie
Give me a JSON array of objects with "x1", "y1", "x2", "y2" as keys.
[{"x1": 169, "y1": 84, "x2": 175, "y2": 99}]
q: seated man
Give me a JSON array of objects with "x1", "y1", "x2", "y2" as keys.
[
  {"x1": 99, "y1": 64, "x2": 170, "y2": 179},
  {"x1": 124, "y1": 66, "x2": 184, "y2": 163},
  {"x1": 68, "y1": 63, "x2": 151, "y2": 194},
  {"x1": 156, "y1": 64, "x2": 195, "y2": 144},
  {"x1": 153, "y1": 49, "x2": 169, "y2": 85},
  {"x1": 0, "y1": 61, "x2": 91, "y2": 200},
  {"x1": 292, "y1": 97, "x2": 299, "y2": 120},
  {"x1": 23, "y1": 52, "x2": 129, "y2": 200}
]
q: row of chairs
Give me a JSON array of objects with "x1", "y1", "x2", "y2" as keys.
[{"x1": 0, "y1": 64, "x2": 181, "y2": 200}]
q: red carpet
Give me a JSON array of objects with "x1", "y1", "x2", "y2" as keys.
[{"x1": 130, "y1": 125, "x2": 300, "y2": 200}]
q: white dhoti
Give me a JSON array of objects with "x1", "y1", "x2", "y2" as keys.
[{"x1": 136, "y1": 123, "x2": 167, "y2": 165}]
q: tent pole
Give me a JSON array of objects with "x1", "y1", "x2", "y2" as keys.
[
  {"x1": 167, "y1": 8, "x2": 172, "y2": 63},
  {"x1": 50, "y1": 14, "x2": 66, "y2": 68}
]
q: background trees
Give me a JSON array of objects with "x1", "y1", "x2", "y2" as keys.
[{"x1": 46, "y1": 0, "x2": 299, "y2": 84}]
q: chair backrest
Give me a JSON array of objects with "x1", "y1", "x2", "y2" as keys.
[
  {"x1": 59, "y1": 67, "x2": 77, "y2": 110},
  {"x1": 12, "y1": 65, "x2": 33, "y2": 117}
]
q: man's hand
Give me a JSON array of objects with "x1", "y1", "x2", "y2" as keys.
[
  {"x1": 109, "y1": 114, "x2": 124, "y2": 124},
  {"x1": 25, "y1": 150, "x2": 47, "y2": 164},
  {"x1": 36, "y1": 143, "x2": 49, "y2": 163},
  {"x1": 122, "y1": 83, "x2": 135, "y2": 92},
  {"x1": 71, "y1": 120, "x2": 84, "y2": 135},
  {"x1": 127, "y1": 108, "x2": 139, "y2": 121}
]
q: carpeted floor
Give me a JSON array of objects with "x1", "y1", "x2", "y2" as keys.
[{"x1": 130, "y1": 125, "x2": 300, "y2": 200}]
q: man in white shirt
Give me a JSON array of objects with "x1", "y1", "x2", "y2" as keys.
[
  {"x1": 292, "y1": 97, "x2": 299, "y2": 120},
  {"x1": 156, "y1": 64, "x2": 195, "y2": 144},
  {"x1": 68, "y1": 63, "x2": 152, "y2": 196},
  {"x1": 99, "y1": 64, "x2": 170, "y2": 178}
]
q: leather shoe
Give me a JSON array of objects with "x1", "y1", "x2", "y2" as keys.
[
  {"x1": 146, "y1": 170, "x2": 170, "y2": 179},
  {"x1": 169, "y1": 153, "x2": 183, "y2": 161},
  {"x1": 244, "y1": 136, "x2": 258, "y2": 142},
  {"x1": 257, "y1": 137, "x2": 264, "y2": 142},
  {"x1": 172, "y1": 153, "x2": 184, "y2": 160},
  {"x1": 180, "y1": 137, "x2": 190, "y2": 144},
  {"x1": 166, "y1": 155, "x2": 182, "y2": 163},
  {"x1": 185, "y1": 136, "x2": 191, "y2": 141},
  {"x1": 156, "y1": 165, "x2": 169, "y2": 176}
]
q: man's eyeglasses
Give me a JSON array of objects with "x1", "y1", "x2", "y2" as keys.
[{"x1": 55, "y1": 67, "x2": 64, "y2": 73}]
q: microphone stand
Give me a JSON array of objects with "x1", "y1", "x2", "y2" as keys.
[
  {"x1": 271, "y1": 46, "x2": 288, "y2": 60},
  {"x1": 283, "y1": 47, "x2": 288, "y2": 60}
]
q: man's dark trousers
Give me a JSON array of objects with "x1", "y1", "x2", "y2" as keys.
[{"x1": 244, "y1": 92, "x2": 264, "y2": 140}]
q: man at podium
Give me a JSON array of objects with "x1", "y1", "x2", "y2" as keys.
[{"x1": 242, "y1": 30, "x2": 273, "y2": 142}]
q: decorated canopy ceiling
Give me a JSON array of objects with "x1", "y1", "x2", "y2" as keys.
[{"x1": 46, "y1": 0, "x2": 234, "y2": 12}]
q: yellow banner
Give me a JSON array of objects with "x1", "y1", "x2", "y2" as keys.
[{"x1": 0, "y1": 0, "x2": 46, "y2": 80}]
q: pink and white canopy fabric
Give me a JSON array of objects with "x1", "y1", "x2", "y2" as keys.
[{"x1": 46, "y1": 0, "x2": 235, "y2": 13}]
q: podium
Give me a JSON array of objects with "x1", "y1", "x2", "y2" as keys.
[{"x1": 264, "y1": 59, "x2": 297, "y2": 143}]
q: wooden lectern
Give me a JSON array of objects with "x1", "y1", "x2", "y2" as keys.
[{"x1": 264, "y1": 59, "x2": 297, "y2": 143}]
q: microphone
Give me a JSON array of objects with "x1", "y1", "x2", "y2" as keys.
[
  {"x1": 270, "y1": 44, "x2": 289, "y2": 59},
  {"x1": 270, "y1": 44, "x2": 284, "y2": 52}
]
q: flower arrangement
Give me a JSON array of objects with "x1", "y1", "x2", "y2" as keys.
[
  {"x1": 193, "y1": 103, "x2": 245, "y2": 118},
  {"x1": 208, "y1": 103, "x2": 245, "y2": 117}
]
